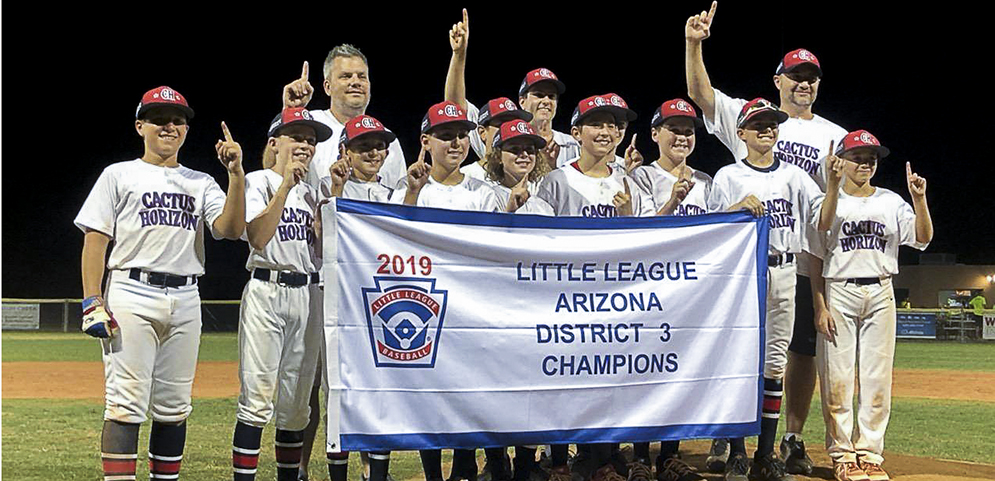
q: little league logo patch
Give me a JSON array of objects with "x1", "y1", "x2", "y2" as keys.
[{"x1": 363, "y1": 277, "x2": 449, "y2": 368}]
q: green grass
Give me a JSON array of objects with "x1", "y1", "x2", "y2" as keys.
[
  {"x1": 3, "y1": 395, "x2": 992, "y2": 480},
  {"x1": 893, "y1": 340, "x2": 995, "y2": 371},
  {"x1": 779, "y1": 395, "x2": 995, "y2": 465},
  {"x1": 1, "y1": 332, "x2": 239, "y2": 362}
]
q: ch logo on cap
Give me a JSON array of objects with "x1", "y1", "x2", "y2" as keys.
[
  {"x1": 443, "y1": 104, "x2": 460, "y2": 117},
  {"x1": 593, "y1": 96, "x2": 607, "y2": 107},
  {"x1": 503, "y1": 99, "x2": 516, "y2": 111},
  {"x1": 158, "y1": 88, "x2": 177, "y2": 101},
  {"x1": 609, "y1": 95, "x2": 624, "y2": 107},
  {"x1": 513, "y1": 121, "x2": 530, "y2": 133},
  {"x1": 538, "y1": 68, "x2": 552, "y2": 78},
  {"x1": 361, "y1": 117, "x2": 378, "y2": 129},
  {"x1": 797, "y1": 49, "x2": 815, "y2": 61},
  {"x1": 858, "y1": 132, "x2": 877, "y2": 145},
  {"x1": 675, "y1": 100, "x2": 692, "y2": 112},
  {"x1": 301, "y1": 110, "x2": 313, "y2": 120}
]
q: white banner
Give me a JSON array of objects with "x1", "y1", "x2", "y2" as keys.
[
  {"x1": 984, "y1": 314, "x2": 995, "y2": 340},
  {"x1": 323, "y1": 199, "x2": 769, "y2": 451}
]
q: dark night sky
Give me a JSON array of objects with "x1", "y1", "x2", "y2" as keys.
[{"x1": 2, "y1": 3, "x2": 992, "y2": 300}]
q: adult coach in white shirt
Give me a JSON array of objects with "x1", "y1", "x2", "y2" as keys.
[
  {"x1": 685, "y1": 2, "x2": 845, "y2": 473},
  {"x1": 283, "y1": 46, "x2": 407, "y2": 190}
]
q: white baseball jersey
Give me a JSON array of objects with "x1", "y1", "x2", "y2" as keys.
[
  {"x1": 306, "y1": 109, "x2": 407, "y2": 190},
  {"x1": 74, "y1": 159, "x2": 227, "y2": 276},
  {"x1": 491, "y1": 181, "x2": 554, "y2": 215},
  {"x1": 459, "y1": 161, "x2": 489, "y2": 182},
  {"x1": 536, "y1": 161, "x2": 651, "y2": 217},
  {"x1": 707, "y1": 159, "x2": 821, "y2": 255},
  {"x1": 706, "y1": 88, "x2": 847, "y2": 191},
  {"x1": 244, "y1": 169, "x2": 319, "y2": 273},
  {"x1": 813, "y1": 187, "x2": 928, "y2": 279},
  {"x1": 630, "y1": 162, "x2": 713, "y2": 216},
  {"x1": 319, "y1": 176, "x2": 399, "y2": 204},
  {"x1": 395, "y1": 174, "x2": 500, "y2": 212}
]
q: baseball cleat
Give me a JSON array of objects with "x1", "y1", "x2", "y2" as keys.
[
  {"x1": 657, "y1": 456, "x2": 704, "y2": 481},
  {"x1": 748, "y1": 452, "x2": 794, "y2": 481},
  {"x1": 832, "y1": 461, "x2": 870, "y2": 481},
  {"x1": 856, "y1": 460, "x2": 889, "y2": 481},
  {"x1": 625, "y1": 460, "x2": 652, "y2": 481},
  {"x1": 706, "y1": 439, "x2": 730, "y2": 473},
  {"x1": 723, "y1": 452, "x2": 749, "y2": 481},
  {"x1": 779, "y1": 437, "x2": 814, "y2": 475}
]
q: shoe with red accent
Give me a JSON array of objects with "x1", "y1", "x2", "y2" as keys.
[
  {"x1": 832, "y1": 462, "x2": 869, "y2": 481},
  {"x1": 856, "y1": 460, "x2": 889, "y2": 481}
]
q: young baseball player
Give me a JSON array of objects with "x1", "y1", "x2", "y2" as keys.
[
  {"x1": 231, "y1": 107, "x2": 332, "y2": 481},
  {"x1": 76, "y1": 86, "x2": 246, "y2": 481},
  {"x1": 485, "y1": 119, "x2": 554, "y2": 215},
  {"x1": 705, "y1": 98, "x2": 821, "y2": 481},
  {"x1": 398, "y1": 101, "x2": 500, "y2": 481},
  {"x1": 531, "y1": 95, "x2": 644, "y2": 481},
  {"x1": 534, "y1": 94, "x2": 645, "y2": 219},
  {"x1": 813, "y1": 131, "x2": 932, "y2": 481},
  {"x1": 627, "y1": 98, "x2": 713, "y2": 481},
  {"x1": 685, "y1": 2, "x2": 847, "y2": 474},
  {"x1": 319, "y1": 115, "x2": 400, "y2": 481}
]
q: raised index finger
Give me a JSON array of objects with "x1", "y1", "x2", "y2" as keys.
[
  {"x1": 221, "y1": 121, "x2": 233, "y2": 142},
  {"x1": 706, "y1": 1, "x2": 717, "y2": 22},
  {"x1": 906, "y1": 161, "x2": 912, "y2": 177},
  {"x1": 462, "y1": 8, "x2": 468, "y2": 29},
  {"x1": 624, "y1": 179, "x2": 631, "y2": 196},
  {"x1": 301, "y1": 61, "x2": 309, "y2": 81}
]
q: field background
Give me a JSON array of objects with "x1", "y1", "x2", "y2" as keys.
[{"x1": 3, "y1": 332, "x2": 994, "y2": 480}]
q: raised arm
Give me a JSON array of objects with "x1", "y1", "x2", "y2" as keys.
[
  {"x1": 818, "y1": 141, "x2": 843, "y2": 232},
  {"x1": 685, "y1": 1, "x2": 717, "y2": 122},
  {"x1": 906, "y1": 162, "x2": 933, "y2": 244},
  {"x1": 444, "y1": 9, "x2": 469, "y2": 109},
  {"x1": 212, "y1": 121, "x2": 247, "y2": 239},
  {"x1": 283, "y1": 61, "x2": 314, "y2": 109}
]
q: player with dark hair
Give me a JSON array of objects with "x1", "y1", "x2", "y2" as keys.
[
  {"x1": 686, "y1": 2, "x2": 847, "y2": 475},
  {"x1": 813, "y1": 131, "x2": 931, "y2": 481},
  {"x1": 76, "y1": 86, "x2": 246, "y2": 481}
]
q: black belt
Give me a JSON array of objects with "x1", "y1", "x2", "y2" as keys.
[
  {"x1": 846, "y1": 277, "x2": 882, "y2": 286},
  {"x1": 253, "y1": 269, "x2": 319, "y2": 287},
  {"x1": 129, "y1": 269, "x2": 197, "y2": 288},
  {"x1": 768, "y1": 253, "x2": 795, "y2": 267}
]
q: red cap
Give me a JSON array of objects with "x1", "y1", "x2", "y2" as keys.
[
  {"x1": 736, "y1": 98, "x2": 789, "y2": 128},
  {"x1": 518, "y1": 68, "x2": 566, "y2": 97},
  {"x1": 478, "y1": 97, "x2": 533, "y2": 126},
  {"x1": 776, "y1": 48, "x2": 822, "y2": 76},
  {"x1": 268, "y1": 107, "x2": 333, "y2": 142},
  {"x1": 135, "y1": 86, "x2": 194, "y2": 119},
  {"x1": 339, "y1": 114, "x2": 397, "y2": 147},
  {"x1": 651, "y1": 99, "x2": 703, "y2": 128},
  {"x1": 492, "y1": 119, "x2": 547, "y2": 149},
  {"x1": 836, "y1": 130, "x2": 890, "y2": 158},
  {"x1": 421, "y1": 101, "x2": 477, "y2": 134},
  {"x1": 602, "y1": 93, "x2": 638, "y2": 122},
  {"x1": 570, "y1": 94, "x2": 634, "y2": 127}
]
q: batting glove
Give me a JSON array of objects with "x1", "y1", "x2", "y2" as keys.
[{"x1": 81, "y1": 296, "x2": 119, "y2": 339}]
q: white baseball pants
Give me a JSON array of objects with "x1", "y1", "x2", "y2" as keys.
[
  {"x1": 237, "y1": 279, "x2": 322, "y2": 431},
  {"x1": 765, "y1": 262, "x2": 797, "y2": 380},
  {"x1": 102, "y1": 270, "x2": 202, "y2": 424},
  {"x1": 817, "y1": 278, "x2": 896, "y2": 465}
]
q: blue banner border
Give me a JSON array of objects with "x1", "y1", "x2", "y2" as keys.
[{"x1": 334, "y1": 199, "x2": 771, "y2": 449}]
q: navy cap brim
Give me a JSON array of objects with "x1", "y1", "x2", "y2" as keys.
[
  {"x1": 520, "y1": 78, "x2": 566, "y2": 97},
  {"x1": 270, "y1": 117, "x2": 334, "y2": 142},
  {"x1": 136, "y1": 102, "x2": 195, "y2": 120}
]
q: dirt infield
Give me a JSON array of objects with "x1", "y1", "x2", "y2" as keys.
[
  {"x1": 5, "y1": 362, "x2": 995, "y2": 403},
  {"x1": 5, "y1": 361, "x2": 995, "y2": 479},
  {"x1": 2, "y1": 361, "x2": 240, "y2": 399}
]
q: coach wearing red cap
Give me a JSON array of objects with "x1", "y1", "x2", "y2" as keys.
[{"x1": 685, "y1": 3, "x2": 848, "y2": 475}]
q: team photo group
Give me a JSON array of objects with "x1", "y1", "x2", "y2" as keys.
[{"x1": 75, "y1": 3, "x2": 933, "y2": 481}]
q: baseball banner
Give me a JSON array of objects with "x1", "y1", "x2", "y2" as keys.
[{"x1": 322, "y1": 199, "x2": 769, "y2": 452}]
